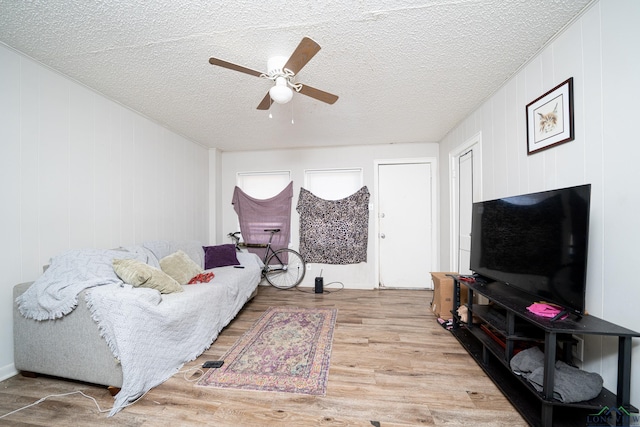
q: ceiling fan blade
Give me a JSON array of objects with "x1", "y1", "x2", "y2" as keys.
[
  {"x1": 209, "y1": 57, "x2": 264, "y2": 78},
  {"x1": 257, "y1": 92, "x2": 272, "y2": 110},
  {"x1": 283, "y1": 37, "x2": 321, "y2": 75},
  {"x1": 298, "y1": 84, "x2": 339, "y2": 105}
]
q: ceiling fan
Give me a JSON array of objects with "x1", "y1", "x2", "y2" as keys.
[{"x1": 208, "y1": 37, "x2": 339, "y2": 110}]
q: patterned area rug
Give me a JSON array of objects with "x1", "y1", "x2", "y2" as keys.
[{"x1": 197, "y1": 306, "x2": 337, "y2": 395}]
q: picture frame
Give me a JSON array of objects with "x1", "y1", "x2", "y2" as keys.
[{"x1": 526, "y1": 77, "x2": 574, "y2": 155}]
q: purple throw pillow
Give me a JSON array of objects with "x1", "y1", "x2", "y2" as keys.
[{"x1": 203, "y1": 244, "x2": 240, "y2": 269}]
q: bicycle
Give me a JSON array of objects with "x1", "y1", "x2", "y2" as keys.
[{"x1": 228, "y1": 229, "x2": 306, "y2": 289}]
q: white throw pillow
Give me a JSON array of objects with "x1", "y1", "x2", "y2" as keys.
[
  {"x1": 160, "y1": 250, "x2": 204, "y2": 285},
  {"x1": 113, "y1": 258, "x2": 183, "y2": 294}
]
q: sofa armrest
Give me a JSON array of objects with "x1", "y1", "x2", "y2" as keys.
[{"x1": 13, "y1": 282, "x2": 123, "y2": 387}]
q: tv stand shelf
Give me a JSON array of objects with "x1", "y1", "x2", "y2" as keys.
[{"x1": 450, "y1": 277, "x2": 640, "y2": 427}]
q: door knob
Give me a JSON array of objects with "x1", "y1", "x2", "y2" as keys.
[{"x1": 380, "y1": 233, "x2": 386, "y2": 239}]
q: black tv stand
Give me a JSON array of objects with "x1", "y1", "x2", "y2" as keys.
[
  {"x1": 549, "y1": 309, "x2": 569, "y2": 322},
  {"x1": 450, "y1": 276, "x2": 640, "y2": 427}
]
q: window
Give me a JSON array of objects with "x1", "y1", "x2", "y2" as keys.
[
  {"x1": 236, "y1": 171, "x2": 291, "y2": 198},
  {"x1": 234, "y1": 171, "x2": 292, "y2": 248},
  {"x1": 304, "y1": 168, "x2": 363, "y2": 200}
]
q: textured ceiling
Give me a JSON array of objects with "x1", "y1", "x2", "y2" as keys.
[{"x1": 0, "y1": 0, "x2": 593, "y2": 152}]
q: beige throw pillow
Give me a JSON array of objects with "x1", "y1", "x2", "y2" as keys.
[
  {"x1": 113, "y1": 258, "x2": 183, "y2": 294},
  {"x1": 159, "y1": 250, "x2": 203, "y2": 285}
]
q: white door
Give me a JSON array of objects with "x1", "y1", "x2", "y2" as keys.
[
  {"x1": 378, "y1": 162, "x2": 433, "y2": 288},
  {"x1": 457, "y1": 150, "x2": 473, "y2": 274},
  {"x1": 450, "y1": 133, "x2": 482, "y2": 274}
]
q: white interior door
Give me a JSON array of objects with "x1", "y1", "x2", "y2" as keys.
[
  {"x1": 457, "y1": 150, "x2": 473, "y2": 274},
  {"x1": 378, "y1": 162, "x2": 433, "y2": 288},
  {"x1": 450, "y1": 133, "x2": 482, "y2": 274}
]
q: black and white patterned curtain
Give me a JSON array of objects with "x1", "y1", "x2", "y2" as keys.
[{"x1": 296, "y1": 186, "x2": 369, "y2": 264}]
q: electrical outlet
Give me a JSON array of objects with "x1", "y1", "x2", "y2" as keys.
[{"x1": 572, "y1": 334, "x2": 584, "y2": 362}]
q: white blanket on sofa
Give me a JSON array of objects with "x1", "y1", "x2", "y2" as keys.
[
  {"x1": 16, "y1": 249, "x2": 144, "y2": 321},
  {"x1": 85, "y1": 252, "x2": 262, "y2": 416},
  {"x1": 16, "y1": 241, "x2": 205, "y2": 321}
]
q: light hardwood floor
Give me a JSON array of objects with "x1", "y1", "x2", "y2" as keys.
[{"x1": 0, "y1": 286, "x2": 527, "y2": 426}]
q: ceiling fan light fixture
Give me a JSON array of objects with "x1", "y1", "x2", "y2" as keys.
[{"x1": 269, "y1": 76, "x2": 293, "y2": 104}]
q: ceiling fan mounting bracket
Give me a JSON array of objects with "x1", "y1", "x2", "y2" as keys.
[{"x1": 261, "y1": 56, "x2": 301, "y2": 92}]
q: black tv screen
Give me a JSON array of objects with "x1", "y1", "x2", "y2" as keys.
[{"x1": 469, "y1": 184, "x2": 591, "y2": 315}]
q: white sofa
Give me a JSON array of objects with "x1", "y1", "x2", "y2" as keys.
[{"x1": 13, "y1": 240, "x2": 262, "y2": 415}]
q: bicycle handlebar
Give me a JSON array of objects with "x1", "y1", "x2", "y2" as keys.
[{"x1": 227, "y1": 230, "x2": 276, "y2": 247}]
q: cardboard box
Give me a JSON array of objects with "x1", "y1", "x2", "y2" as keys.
[{"x1": 430, "y1": 272, "x2": 468, "y2": 319}]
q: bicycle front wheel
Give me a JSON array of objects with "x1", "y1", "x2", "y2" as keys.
[{"x1": 264, "y1": 248, "x2": 306, "y2": 289}]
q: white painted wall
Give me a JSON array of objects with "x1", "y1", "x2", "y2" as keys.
[
  {"x1": 219, "y1": 143, "x2": 439, "y2": 289},
  {"x1": 208, "y1": 148, "x2": 223, "y2": 244},
  {"x1": 439, "y1": 0, "x2": 640, "y2": 408},
  {"x1": 0, "y1": 44, "x2": 210, "y2": 381}
]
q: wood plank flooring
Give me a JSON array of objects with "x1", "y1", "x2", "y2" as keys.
[{"x1": 0, "y1": 286, "x2": 527, "y2": 426}]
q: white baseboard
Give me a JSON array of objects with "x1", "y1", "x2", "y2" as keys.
[
  {"x1": 259, "y1": 281, "x2": 376, "y2": 290},
  {"x1": 297, "y1": 282, "x2": 376, "y2": 290},
  {"x1": 0, "y1": 363, "x2": 18, "y2": 382}
]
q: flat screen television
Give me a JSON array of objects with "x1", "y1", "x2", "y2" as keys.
[{"x1": 469, "y1": 184, "x2": 591, "y2": 316}]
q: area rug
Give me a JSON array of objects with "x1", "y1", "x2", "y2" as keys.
[{"x1": 197, "y1": 306, "x2": 338, "y2": 395}]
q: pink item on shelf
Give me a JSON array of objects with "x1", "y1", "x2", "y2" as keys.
[{"x1": 527, "y1": 302, "x2": 568, "y2": 320}]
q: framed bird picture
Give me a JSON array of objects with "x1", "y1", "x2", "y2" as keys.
[{"x1": 526, "y1": 77, "x2": 574, "y2": 155}]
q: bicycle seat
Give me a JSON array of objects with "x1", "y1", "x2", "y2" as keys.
[{"x1": 264, "y1": 228, "x2": 281, "y2": 233}]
